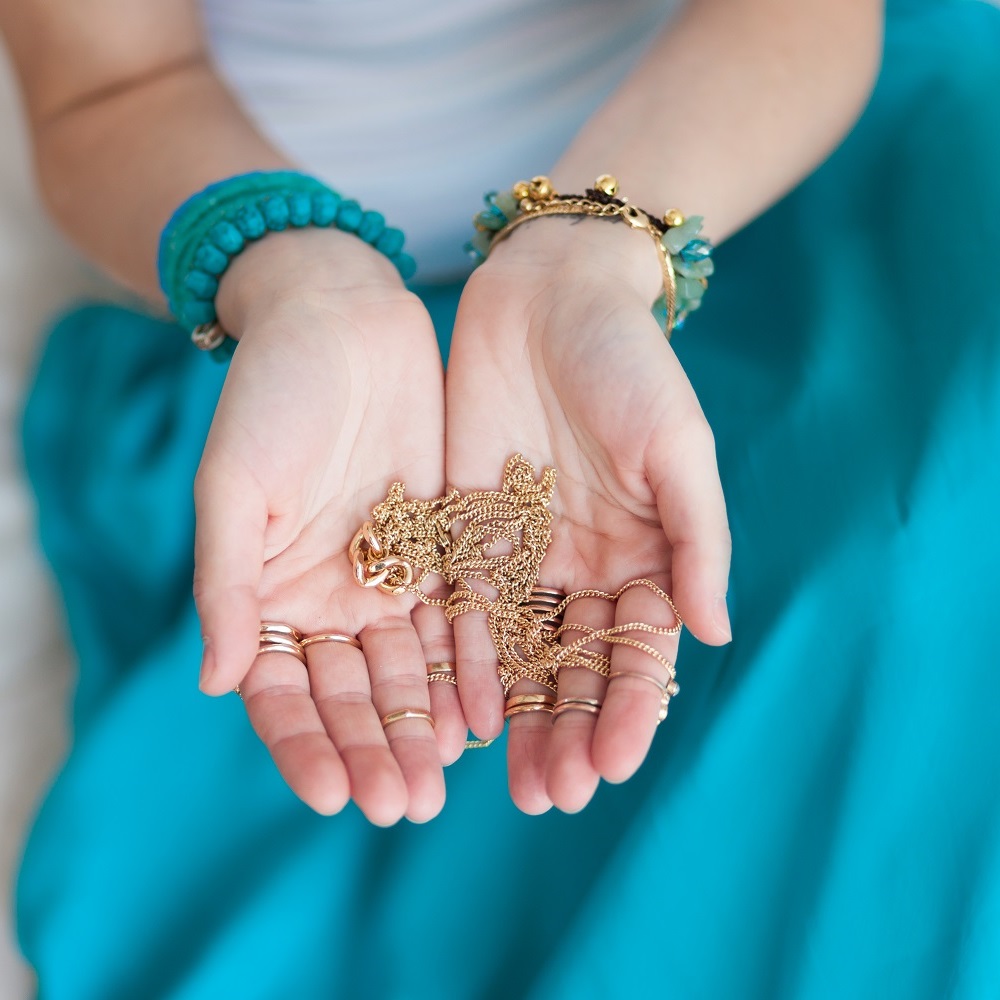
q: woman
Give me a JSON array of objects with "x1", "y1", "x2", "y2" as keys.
[{"x1": 5, "y1": 0, "x2": 1000, "y2": 996}]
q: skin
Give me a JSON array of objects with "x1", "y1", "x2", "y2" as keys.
[{"x1": 1, "y1": 0, "x2": 883, "y2": 820}]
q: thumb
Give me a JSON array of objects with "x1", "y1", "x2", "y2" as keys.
[{"x1": 193, "y1": 462, "x2": 267, "y2": 695}]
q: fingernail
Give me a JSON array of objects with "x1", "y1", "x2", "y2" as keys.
[
  {"x1": 713, "y1": 593, "x2": 732, "y2": 643},
  {"x1": 199, "y1": 640, "x2": 216, "y2": 691}
]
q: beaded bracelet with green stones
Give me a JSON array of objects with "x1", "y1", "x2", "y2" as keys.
[{"x1": 465, "y1": 174, "x2": 713, "y2": 337}]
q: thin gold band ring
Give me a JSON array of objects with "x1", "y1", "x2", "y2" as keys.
[{"x1": 380, "y1": 709, "x2": 435, "y2": 729}]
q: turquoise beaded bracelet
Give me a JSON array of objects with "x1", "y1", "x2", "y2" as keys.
[{"x1": 158, "y1": 171, "x2": 416, "y2": 360}]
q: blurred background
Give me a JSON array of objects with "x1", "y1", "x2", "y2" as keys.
[{"x1": 0, "y1": 45, "x2": 112, "y2": 997}]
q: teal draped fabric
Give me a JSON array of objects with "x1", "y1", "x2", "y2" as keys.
[{"x1": 16, "y1": 3, "x2": 1000, "y2": 997}]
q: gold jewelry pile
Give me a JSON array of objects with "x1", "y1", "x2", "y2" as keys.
[{"x1": 350, "y1": 455, "x2": 682, "y2": 707}]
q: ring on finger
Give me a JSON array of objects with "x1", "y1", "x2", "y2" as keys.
[
  {"x1": 301, "y1": 632, "x2": 363, "y2": 651},
  {"x1": 381, "y1": 708, "x2": 435, "y2": 730},
  {"x1": 552, "y1": 696, "x2": 602, "y2": 720},
  {"x1": 504, "y1": 693, "x2": 556, "y2": 719},
  {"x1": 427, "y1": 662, "x2": 457, "y2": 685},
  {"x1": 607, "y1": 670, "x2": 680, "y2": 724},
  {"x1": 258, "y1": 623, "x2": 306, "y2": 665}
]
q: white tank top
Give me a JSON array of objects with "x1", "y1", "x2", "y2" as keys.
[{"x1": 202, "y1": 0, "x2": 679, "y2": 280}]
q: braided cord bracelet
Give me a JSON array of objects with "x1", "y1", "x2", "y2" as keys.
[
  {"x1": 464, "y1": 174, "x2": 714, "y2": 338},
  {"x1": 158, "y1": 171, "x2": 416, "y2": 360}
]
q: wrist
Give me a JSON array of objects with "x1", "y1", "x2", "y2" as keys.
[
  {"x1": 485, "y1": 213, "x2": 663, "y2": 304},
  {"x1": 215, "y1": 227, "x2": 405, "y2": 335}
]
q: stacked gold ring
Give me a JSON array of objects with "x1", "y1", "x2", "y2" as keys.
[
  {"x1": 427, "y1": 661, "x2": 458, "y2": 686},
  {"x1": 519, "y1": 586, "x2": 567, "y2": 633},
  {"x1": 552, "y1": 696, "x2": 602, "y2": 720},
  {"x1": 258, "y1": 622, "x2": 306, "y2": 664},
  {"x1": 607, "y1": 670, "x2": 680, "y2": 724},
  {"x1": 504, "y1": 693, "x2": 556, "y2": 719}
]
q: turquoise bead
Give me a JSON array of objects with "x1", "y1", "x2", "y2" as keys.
[
  {"x1": 375, "y1": 228, "x2": 405, "y2": 257},
  {"x1": 234, "y1": 205, "x2": 266, "y2": 240},
  {"x1": 391, "y1": 252, "x2": 417, "y2": 280},
  {"x1": 262, "y1": 196, "x2": 290, "y2": 231},
  {"x1": 463, "y1": 241, "x2": 484, "y2": 262},
  {"x1": 179, "y1": 300, "x2": 216, "y2": 328},
  {"x1": 193, "y1": 243, "x2": 229, "y2": 276},
  {"x1": 474, "y1": 208, "x2": 506, "y2": 232},
  {"x1": 311, "y1": 191, "x2": 341, "y2": 226},
  {"x1": 358, "y1": 210, "x2": 386, "y2": 244},
  {"x1": 336, "y1": 200, "x2": 363, "y2": 232},
  {"x1": 211, "y1": 337, "x2": 238, "y2": 363},
  {"x1": 208, "y1": 221, "x2": 245, "y2": 255},
  {"x1": 680, "y1": 238, "x2": 712, "y2": 263},
  {"x1": 287, "y1": 193, "x2": 312, "y2": 227},
  {"x1": 182, "y1": 269, "x2": 219, "y2": 300}
]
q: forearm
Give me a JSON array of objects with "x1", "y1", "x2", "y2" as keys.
[
  {"x1": 30, "y1": 62, "x2": 288, "y2": 301},
  {"x1": 552, "y1": 0, "x2": 883, "y2": 246},
  {"x1": 1, "y1": 2, "x2": 288, "y2": 301}
]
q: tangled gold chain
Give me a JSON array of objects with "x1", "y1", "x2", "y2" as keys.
[{"x1": 350, "y1": 455, "x2": 682, "y2": 698}]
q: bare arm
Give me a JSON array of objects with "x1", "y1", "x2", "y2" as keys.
[
  {"x1": 559, "y1": 0, "x2": 883, "y2": 232},
  {"x1": 545, "y1": 0, "x2": 884, "y2": 294},
  {"x1": 0, "y1": 0, "x2": 288, "y2": 300}
]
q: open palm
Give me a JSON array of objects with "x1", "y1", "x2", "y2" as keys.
[
  {"x1": 446, "y1": 242, "x2": 732, "y2": 813},
  {"x1": 194, "y1": 264, "x2": 466, "y2": 825}
]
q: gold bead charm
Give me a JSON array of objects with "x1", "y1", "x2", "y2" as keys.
[
  {"x1": 595, "y1": 174, "x2": 619, "y2": 197},
  {"x1": 663, "y1": 208, "x2": 686, "y2": 228},
  {"x1": 529, "y1": 176, "x2": 555, "y2": 200},
  {"x1": 512, "y1": 180, "x2": 531, "y2": 201}
]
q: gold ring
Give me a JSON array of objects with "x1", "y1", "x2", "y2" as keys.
[
  {"x1": 300, "y1": 632, "x2": 363, "y2": 650},
  {"x1": 504, "y1": 693, "x2": 556, "y2": 719},
  {"x1": 380, "y1": 709, "x2": 435, "y2": 729},
  {"x1": 257, "y1": 637, "x2": 306, "y2": 665},
  {"x1": 504, "y1": 702, "x2": 555, "y2": 718},
  {"x1": 607, "y1": 671, "x2": 679, "y2": 725},
  {"x1": 607, "y1": 669, "x2": 668, "y2": 693},
  {"x1": 260, "y1": 622, "x2": 302, "y2": 641},
  {"x1": 552, "y1": 697, "x2": 602, "y2": 720},
  {"x1": 427, "y1": 661, "x2": 457, "y2": 685}
]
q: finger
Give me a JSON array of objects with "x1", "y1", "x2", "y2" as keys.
[
  {"x1": 361, "y1": 617, "x2": 445, "y2": 824},
  {"x1": 193, "y1": 460, "x2": 267, "y2": 696},
  {"x1": 411, "y1": 598, "x2": 466, "y2": 766},
  {"x1": 649, "y1": 409, "x2": 732, "y2": 645},
  {"x1": 505, "y1": 678, "x2": 555, "y2": 815},
  {"x1": 240, "y1": 646, "x2": 350, "y2": 816},
  {"x1": 304, "y1": 633, "x2": 411, "y2": 827},
  {"x1": 546, "y1": 594, "x2": 612, "y2": 813},
  {"x1": 453, "y1": 606, "x2": 506, "y2": 741},
  {"x1": 592, "y1": 577, "x2": 682, "y2": 783}
]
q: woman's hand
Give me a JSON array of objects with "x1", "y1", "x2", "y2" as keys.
[
  {"x1": 446, "y1": 219, "x2": 732, "y2": 814},
  {"x1": 193, "y1": 228, "x2": 465, "y2": 825}
]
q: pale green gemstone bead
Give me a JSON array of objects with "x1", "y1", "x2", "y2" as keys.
[{"x1": 662, "y1": 216, "x2": 704, "y2": 255}]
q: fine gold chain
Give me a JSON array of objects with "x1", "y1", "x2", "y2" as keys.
[{"x1": 351, "y1": 456, "x2": 682, "y2": 702}]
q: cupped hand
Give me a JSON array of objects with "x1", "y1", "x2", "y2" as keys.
[
  {"x1": 193, "y1": 228, "x2": 465, "y2": 825},
  {"x1": 446, "y1": 218, "x2": 732, "y2": 814}
]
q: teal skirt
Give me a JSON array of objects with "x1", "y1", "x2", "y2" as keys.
[{"x1": 17, "y1": 4, "x2": 1000, "y2": 997}]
